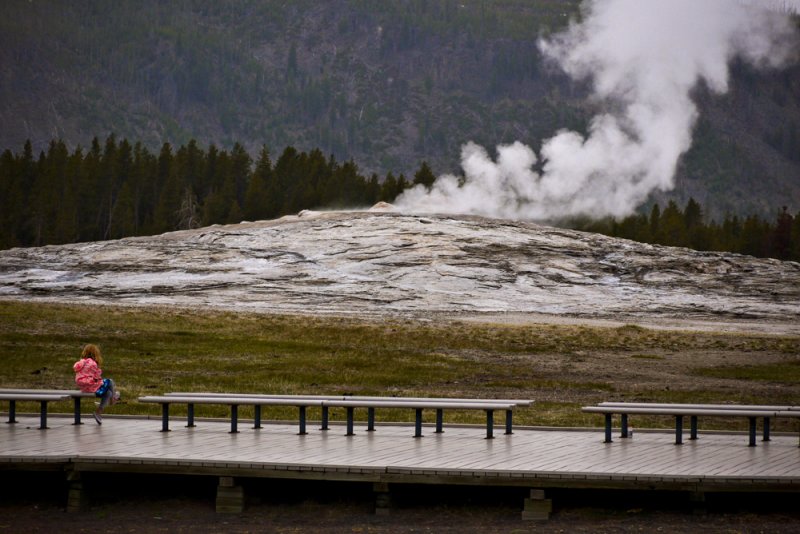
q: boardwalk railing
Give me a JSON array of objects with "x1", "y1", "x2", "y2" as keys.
[
  {"x1": 139, "y1": 393, "x2": 531, "y2": 438},
  {"x1": 583, "y1": 402, "x2": 800, "y2": 446}
]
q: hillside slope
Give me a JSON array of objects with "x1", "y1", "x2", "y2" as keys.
[
  {"x1": 1, "y1": 210, "x2": 798, "y2": 332},
  {"x1": 1, "y1": 0, "x2": 799, "y2": 218}
]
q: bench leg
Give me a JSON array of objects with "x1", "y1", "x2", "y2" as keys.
[
  {"x1": 690, "y1": 416, "x2": 698, "y2": 440},
  {"x1": 320, "y1": 406, "x2": 329, "y2": 431},
  {"x1": 505, "y1": 409, "x2": 513, "y2": 435},
  {"x1": 230, "y1": 405, "x2": 239, "y2": 434},
  {"x1": 160, "y1": 403, "x2": 171, "y2": 432},
  {"x1": 187, "y1": 403, "x2": 195, "y2": 428},
  {"x1": 621, "y1": 414, "x2": 629, "y2": 438},
  {"x1": 485, "y1": 410, "x2": 494, "y2": 440},
  {"x1": 298, "y1": 406, "x2": 307, "y2": 435},
  {"x1": 72, "y1": 397, "x2": 82, "y2": 425},
  {"x1": 38, "y1": 401, "x2": 48, "y2": 430},
  {"x1": 748, "y1": 417, "x2": 756, "y2": 447},
  {"x1": 435, "y1": 409, "x2": 444, "y2": 433},
  {"x1": 763, "y1": 417, "x2": 770, "y2": 442},
  {"x1": 253, "y1": 405, "x2": 262, "y2": 429},
  {"x1": 675, "y1": 415, "x2": 683, "y2": 445},
  {"x1": 414, "y1": 408, "x2": 423, "y2": 438},
  {"x1": 367, "y1": 407, "x2": 375, "y2": 432},
  {"x1": 346, "y1": 407, "x2": 355, "y2": 436},
  {"x1": 6, "y1": 400, "x2": 16, "y2": 424},
  {"x1": 604, "y1": 414, "x2": 613, "y2": 443}
]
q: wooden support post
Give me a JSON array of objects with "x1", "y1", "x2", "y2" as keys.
[
  {"x1": 675, "y1": 415, "x2": 684, "y2": 445},
  {"x1": 367, "y1": 407, "x2": 375, "y2": 431},
  {"x1": 621, "y1": 413, "x2": 629, "y2": 438},
  {"x1": 298, "y1": 406, "x2": 307, "y2": 435},
  {"x1": 373, "y1": 482, "x2": 391, "y2": 516},
  {"x1": 763, "y1": 417, "x2": 771, "y2": 442},
  {"x1": 216, "y1": 476, "x2": 244, "y2": 514},
  {"x1": 690, "y1": 416, "x2": 698, "y2": 440},
  {"x1": 435, "y1": 409, "x2": 444, "y2": 433},
  {"x1": 522, "y1": 489, "x2": 552, "y2": 521},
  {"x1": 689, "y1": 491, "x2": 707, "y2": 515},
  {"x1": 66, "y1": 469, "x2": 84, "y2": 513},
  {"x1": 604, "y1": 413, "x2": 613, "y2": 443}
]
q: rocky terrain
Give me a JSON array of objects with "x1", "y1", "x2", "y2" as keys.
[{"x1": 1, "y1": 207, "x2": 798, "y2": 335}]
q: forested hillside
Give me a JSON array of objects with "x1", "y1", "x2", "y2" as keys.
[{"x1": 1, "y1": 0, "x2": 799, "y2": 219}]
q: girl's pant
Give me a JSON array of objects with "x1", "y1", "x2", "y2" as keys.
[{"x1": 96, "y1": 378, "x2": 116, "y2": 410}]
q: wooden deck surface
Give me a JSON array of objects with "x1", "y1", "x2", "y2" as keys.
[{"x1": 2, "y1": 414, "x2": 799, "y2": 491}]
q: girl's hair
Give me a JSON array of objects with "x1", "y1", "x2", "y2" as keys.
[{"x1": 81, "y1": 344, "x2": 103, "y2": 366}]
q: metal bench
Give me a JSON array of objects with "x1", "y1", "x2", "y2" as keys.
[
  {"x1": 165, "y1": 392, "x2": 530, "y2": 437},
  {"x1": 596, "y1": 402, "x2": 798, "y2": 443},
  {"x1": 138, "y1": 395, "x2": 325, "y2": 434},
  {"x1": 321, "y1": 399, "x2": 516, "y2": 439},
  {"x1": 1, "y1": 392, "x2": 71, "y2": 429},
  {"x1": 583, "y1": 404, "x2": 799, "y2": 446},
  {"x1": 0, "y1": 388, "x2": 96, "y2": 425}
]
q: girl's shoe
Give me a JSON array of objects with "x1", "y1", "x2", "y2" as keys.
[{"x1": 93, "y1": 411, "x2": 102, "y2": 425}]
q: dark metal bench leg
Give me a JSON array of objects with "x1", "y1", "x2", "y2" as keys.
[
  {"x1": 621, "y1": 414, "x2": 629, "y2": 438},
  {"x1": 73, "y1": 397, "x2": 82, "y2": 425},
  {"x1": 346, "y1": 407, "x2": 355, "y2": 436},
  {"x1": 604, "y1": 413, "x2": 613, "y2": 443},
  {"x1": 675, "y1": 415, "x2": 683, "y2": 445},
  {"x1": 320, "y1": 406, "x2": 329, "y2": 431},
  {"x1": 748, "y1": 417, "x2": 756, "y2": 447},
  {"x1": 367, "y1": 407, "x2": 375, "y2": 431},
  {"x1": 230, "y1": 405, "x2": 239, "y2": 434},
  {"x1": 505, "y1": 409, "x2": 513, "y2": 435},
  {"x1": 485, "y1": 410, "x2": 494, "y2": 440},
  {"x1": 160, "y1": 403, "x2": 171, "y2": 432},
  {"x1": 414, "y1": 408, "x2": 423, "y2": 438},
  {"x1": 298, "y1": 406, "x2": 307, "y2": 435},
  {"x1": 7, "y1": 400, "x2": 16, "y2": 424},
  {"x1": 435, "y1": 409, "x2": 444, "y2": 433},
  {"x1": 690, "y1": 416, "x2": 698, "y2": 440},
  {"x1": 763, "y1": 417, "x2": 770, "y2": 442},
  {"x1": 253, "y1": 405, "x2": 262, "y2": 429},
  {"x1": 39, "y1": 401, "x2": 48, "y2": 429},
  {"x1": 186, "y1": 403, "x2": 195, "y2": 428}
]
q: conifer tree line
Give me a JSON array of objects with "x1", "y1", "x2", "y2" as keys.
[
  {"x1": 575, "y1": 198, "x2": 800, "y2": 262},
  {"x1": 0, "y1": 136, "x2": 437, "y2": 249},
  {"x1": 1, "y1": 136, "x2": 798, "y2": 262}
]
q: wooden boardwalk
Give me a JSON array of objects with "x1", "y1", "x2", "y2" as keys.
[{"x1": 2, "y1": 414, "x2": 800, "y2": 493}]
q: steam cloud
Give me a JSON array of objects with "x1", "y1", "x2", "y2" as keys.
[{"x1": 395, "y1": 0, "x2": 797, "y2": 220}]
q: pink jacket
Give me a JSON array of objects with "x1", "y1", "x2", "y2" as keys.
[{"x1": 73, "y1": 358, "x2": 102, "y2": 393}]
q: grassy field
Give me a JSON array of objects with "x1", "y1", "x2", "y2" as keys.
[{"x1": 1, "y1": 300, "x2": 798, "y2": 430}]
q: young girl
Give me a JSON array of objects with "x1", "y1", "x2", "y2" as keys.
[{"x1": 73, "y1": 344, "x2": 120, "y2": 424}]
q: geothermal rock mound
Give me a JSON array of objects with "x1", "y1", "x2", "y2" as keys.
[{"x1": 1, "y1": 210, "x2": 798, "y2": 329}]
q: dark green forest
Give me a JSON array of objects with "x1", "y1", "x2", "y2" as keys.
[
  {"x1": 2, "y1": 137, "x2": 799, "y2": 262},
  {"x1": 2, "y1": 1, "x2": 798, "y2": 219}
]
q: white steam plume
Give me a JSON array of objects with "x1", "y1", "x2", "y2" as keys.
[{"x1": 395, "y1": 0, "x2": 797, "y2": 220}]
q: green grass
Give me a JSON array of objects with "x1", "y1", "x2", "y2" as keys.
[
  {"x1": 1, "y1": 301, "x2": 798, "y2": 429},
  {"x1": 694, "y1": 361, "x2": 800, "y2": 382}
]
